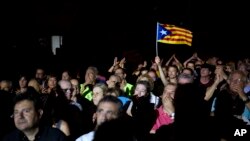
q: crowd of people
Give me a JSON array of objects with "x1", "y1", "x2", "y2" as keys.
[{"x1": 0, "y1": 52, "x2": 250, "y2": 141}]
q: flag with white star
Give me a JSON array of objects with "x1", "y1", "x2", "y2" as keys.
[{"x1": 157, "y1": 23, "x2": 192, "y2": 46}]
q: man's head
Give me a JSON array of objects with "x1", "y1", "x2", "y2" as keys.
[
  {"x1": 106, "y1": 74, "x2": 121, "y2": 88},
  {"x1": 114, "y1": 68, "x2": 126, "y2": 80},
  {"x1": 167, "y1": 65, "x2": 179, "y2": 80},
  {"x1": 177, "y1": 73, "x2": 194, "y2": 84},
  {"x1": 35, "y1": 68, "x2": 46, "y2": 85},
  {"x1": 228, "y1": 70, "x2": 247, "y2": 93},
  {"x1": 58, "y1": 80, "x2": 73, "y2": 100},
  {"x1": 200, "y1": 63, "x2": 214, "y2": 77},
  {"x1": 12, "y1": 92, "x2": 43, "y2": 132},
  {"x1": 95, "y1": 95, "x2": 123, "y2": 127},
  {"x1": 186, "y1": 61, "x2": 195, "y2": 70},
  {"x1": 85, "y1": 66, "x2": 98, "y2": 84}
]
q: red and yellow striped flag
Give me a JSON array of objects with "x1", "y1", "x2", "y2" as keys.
[{"x1": 157, "y1": 23, "x2": 192, "y2": 46}]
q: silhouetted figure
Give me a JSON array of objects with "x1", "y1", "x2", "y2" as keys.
[
  {"x1": 174, "y1": 83, "x2": 211, "y2": 141},
  {"x1": 93, "y1": 118, "x2": 136, "y2": 141},
  {"x1": 0, "y1": 90, "x2": 15, "y2": 140}
]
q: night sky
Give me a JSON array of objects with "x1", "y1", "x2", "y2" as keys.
[{"x1": 1, "y1": 0, "x2": 249, "y2": 76}]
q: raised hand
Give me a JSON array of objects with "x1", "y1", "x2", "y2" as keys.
[{"x1": 155, "y1": 56, "x2": 161, "y2": 65}]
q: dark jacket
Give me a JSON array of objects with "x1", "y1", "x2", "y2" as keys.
[{"x1": 3, "y1": 126, "x2": 67, "y2": 141}]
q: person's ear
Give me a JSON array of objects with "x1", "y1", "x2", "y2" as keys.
[
  {"x1": 92, "y1": 113, "x2": 97, "y2": 123},
  {"x1": 38, "y1": 109, "x2": 43, "y2": 118},
  {"x1": 106, "y1": 80, "x2": 110, "y2": 85},
  {"x1": 124, "y1": 73, "x2": 127, "y2": 79}
]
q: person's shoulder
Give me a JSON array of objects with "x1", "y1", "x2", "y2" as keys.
[
  {"x1": 42, "y1": 126, "x2": 66, "y2": 137},
  {"x1": 2, "y1": 129, "x2": 19, "y2": 141},
  {"x1": 39, "y1": 126, "x2": 67, "y2": 141},
  {"x1": 76, "y1": 131, "x2": 95, "y2": 141},
  {"x1": 45, "y1": 126, "x2": 63, "y2": 132}
]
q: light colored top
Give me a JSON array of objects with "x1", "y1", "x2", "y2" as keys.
[
  {"x1": 150, "y1": 93, "x2": 160, "y2": 109},
  {"x1": 76, "y1": 131, "x2": 95, "y2": 141}
]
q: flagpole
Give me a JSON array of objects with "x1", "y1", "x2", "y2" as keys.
[{"x1": 156, "y1": 22, "x2": 159, "y2": 57}]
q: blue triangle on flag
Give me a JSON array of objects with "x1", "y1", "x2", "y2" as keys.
[{"x1": 157, "y1": 24, "x2": 171, "y2": 40}]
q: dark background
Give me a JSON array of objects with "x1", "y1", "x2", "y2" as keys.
[{"x1": 0, "y1": 0, "x2": 249, "y2": 78}]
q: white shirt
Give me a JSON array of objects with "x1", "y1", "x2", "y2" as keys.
[
  {"x1": 150, "y1": 92, "x2": 160, "y2": 109},
  {"x1": 76, "y1": 131, "x2": 95, "y2": 141}
]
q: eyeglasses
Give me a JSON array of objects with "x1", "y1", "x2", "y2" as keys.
[
  {"x1": 62, "y1": 88, "x2": 73, "y2": 93},
  {"x1": 230, "y1": 78, "x2": 243, "y2": 84}
]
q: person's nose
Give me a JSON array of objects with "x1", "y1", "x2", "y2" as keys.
[
  {"x1": 14, "y1": 111, "x2": 25, "y2": 118},
  {"x1": 100, "y1": 111, "x2": 109, "y2": 120}
]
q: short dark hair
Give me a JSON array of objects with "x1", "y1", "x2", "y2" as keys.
[
  {"x1": 97, "y1": 95, "x2": 123, "y2": 115},
  {"x1": 200, "y1": 63, "x2": 215, "y2": 72},
  {"x1": 13, "y1": 90, "x2": 41, "y2": 111},
  {"x1": 182, "y1": 67, "x2": 194, "y2": 76}
]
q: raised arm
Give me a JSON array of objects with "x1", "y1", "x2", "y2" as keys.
[
  {"x1": 155, "y1": 56, "x2": 168, "y2": 86},
  {"x1": 183, "y1": 52, "x2": 197, "y2": 68},
  {"x1": 108, "y1": 57, "x2": 120, "y2": 73},
  {"x1": 204, "y1": 73, "x2": 223, "y2": 101},
  {"x1": 119, "y1": 57, "x2": 126, "y2": 69},
  {"x1": 132, "y1": 60, "x2": 147, "y2": 76},
  {"x1": 195, "y1": 53, "x2": 204, "y2": 64},
  {"x1": 165, "y1": 54, "x2": 175, "y2": 66},
  {"x1": 173, "y1": 54, "x2": 183, "y2": 70},
  {"x1": 204, "y1": 65, "x2": 226, "y2": 101}
]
